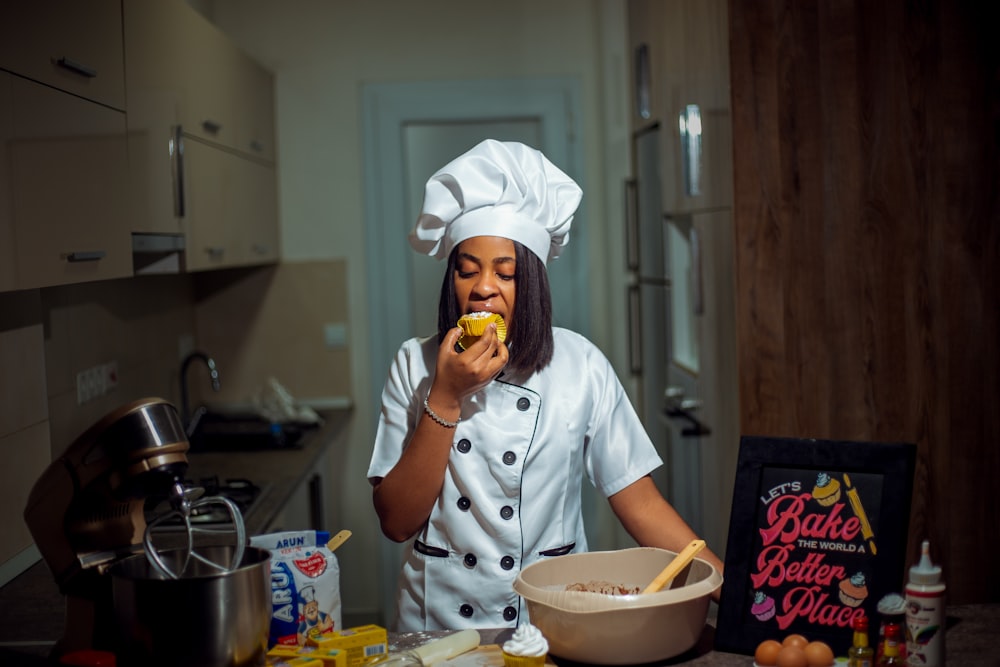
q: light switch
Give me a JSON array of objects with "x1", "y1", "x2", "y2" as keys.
[{"x1": 323, "y1": 323, "x2": 347, "y2": 349}]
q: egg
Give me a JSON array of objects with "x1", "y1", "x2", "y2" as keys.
[
  {"x1": 782, "y1": 633, "x2": 810, "y2": 649},
  {"x1": 804, "y1": 640, "x2": 835, "y2": 666},
  {"x1": 754, "y1": 639, "x2": 783, "y2": 666},
  {"x1": 775, "y1": 645, "x2": 809, "y2": 667}
]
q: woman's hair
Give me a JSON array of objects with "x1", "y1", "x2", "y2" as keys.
[{"x1": 437, "y1": 240, "x2": 554, "y2": 375}]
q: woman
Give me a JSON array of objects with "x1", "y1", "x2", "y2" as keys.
[{"x1": 368, "y1": 139, "x2": 723, "y2": 631}]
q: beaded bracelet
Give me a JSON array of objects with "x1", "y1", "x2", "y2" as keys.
[{"x1": 423, "y1": 396, "x2": 460, "y2": 429}]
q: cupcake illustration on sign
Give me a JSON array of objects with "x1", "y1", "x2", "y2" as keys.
[
  {"x1": 838, "y1": 572, "x2": 869, "y2": 607},
  {"x1": 750, "y1": 590, "x2": 776, "y2": 621},
  {"x1": 811, "y1": 472, "x2": 842, "y2": 506}
]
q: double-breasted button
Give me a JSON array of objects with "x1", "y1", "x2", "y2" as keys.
[
  {"x1": 500, "y1": 506, "x2": 514, "y2": 520},
  {"x1": 516, "y1": 397, "x2": 530, "y2": 411},
  {"x1": 457, "y1": 439, "x2": 472, "y2": 454},
  {"x1": 460, "y1": 604, "x2": 474, "y2": 618},
  {"x1": 500, "y1": 555, "x2": 515, "y2": 570},
  {"x1": 457, "y1": 496, "x2": 471, "y2": 511},
  {"x1": 503, "y1": 606, "x2": 517, "y2": 622},
  {"x1": 464, "y1": 553, "x2": 477, "y2": 567},
  {"x1": 502, "y1": 451, "x2": 516, "y2": 465}
]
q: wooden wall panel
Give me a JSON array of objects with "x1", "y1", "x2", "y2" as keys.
[{"x1": 729, "y1": 0, "x2": 1000, "y2": 603}]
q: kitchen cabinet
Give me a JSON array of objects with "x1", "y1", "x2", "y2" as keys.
[
  {"x1": 626, "y1": 0, "x2": 740, "y2": 556},
  {"x1": 183, "y1": 139, "x2": 279, "y2": 269},
  {"x1": 0, "y1": 0, "x2": 132, "y2": 291},
  {"x1": 0, "y1": 73, "x2": 131, "y2": 290},
  {"x1": 123, "y1": 0, "x2": 279, "y2": 267},
  {"x1": 628, "y1": 0, "x2": 732, "y2": 213},
  {"x1": 0, "y1": 0, "x2": 126, "y2": 111}
]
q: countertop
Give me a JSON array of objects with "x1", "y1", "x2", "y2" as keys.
[
  {"x1": 1, "y1": 408, "x2": 995, "y2": 666},
  {"x1": 0, "y1": 408, "x2": 352, "y2": 666},
  {"x1": 394, "y1": 604, "x2": 999, "y2": 666}
]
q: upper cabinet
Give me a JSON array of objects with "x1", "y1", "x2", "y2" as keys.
[
  {"x1": 628, "y1": 0, "x2": 732, "y2": 213},
  {"x1": 0, "y1": 0, "x2": 126, "y2": 111},
  {"x1": 124, "y1": 0, "x2": 279, "y2": 269},
  {"x1": 0, "y1": 2, "x2": 132, "y2": 291}
]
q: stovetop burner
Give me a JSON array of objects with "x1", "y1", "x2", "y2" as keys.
[{"x1": 144, "y1": 475, "x2": 267, "y2": 527}]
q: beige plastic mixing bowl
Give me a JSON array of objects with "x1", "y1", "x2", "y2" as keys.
[{"x1": 513, "y1": 547, "x2": 722, "y2": 664}]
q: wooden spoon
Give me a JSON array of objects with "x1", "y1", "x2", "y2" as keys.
[
  {"x1": 327, "y1": 529, "x2": 352, "y2": 552},
  {"x1": 641, "y1": 539, "x2": 706, "y2": 594}
]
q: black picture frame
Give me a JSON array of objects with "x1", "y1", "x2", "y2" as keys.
[{"x1": 714, "y1": 436, "x2": 916, "y2": 657}]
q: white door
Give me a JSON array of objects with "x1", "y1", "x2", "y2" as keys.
[{"x1": 362, "y1": 78, "x2": 588, "y2": 626}]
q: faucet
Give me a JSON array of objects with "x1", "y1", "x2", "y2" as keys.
[{"x1": 180, "y1": 350, "x2": 221, "y2": 432}]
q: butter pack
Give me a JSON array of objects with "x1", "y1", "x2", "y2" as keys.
[
  {"x1": 268, "y1": 644, "x2": 348, "y2": 667},
  {"x1": 309, "y1": 624, "x2": 388, "y2": 667}
]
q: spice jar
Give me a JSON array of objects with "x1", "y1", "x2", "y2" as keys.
[{"x1": 875, "y1": 593, "x2": 907, "y2": 664}]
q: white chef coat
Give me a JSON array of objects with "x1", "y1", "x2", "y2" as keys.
[{"x1": 367, "y1": 327, "x2": 663, "y2": 631}]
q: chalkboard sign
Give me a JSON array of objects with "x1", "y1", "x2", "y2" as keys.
[{"x1": 714, "y1": 436, "x2": 916, "y2": 656}]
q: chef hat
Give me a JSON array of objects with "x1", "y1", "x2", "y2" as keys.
[{"x1": 409, "y1": 139, "x2": 583, "y2": 265}]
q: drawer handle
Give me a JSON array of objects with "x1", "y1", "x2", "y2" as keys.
[
  {"x1": 66, "y1": 250, "x2": 106, "y2": 262},
  {"x1": 201, "y1": 119, "x2": 222, "y2": 134},
  {"x1": 205, "y1": 247, "x2": 225, "y2": 258},
  {"x1": 249, "y1": 139, "x2": 264, "y2": 153},
  {"x1": 56, "y1": 57, "x2": 97, "y2": 78}
]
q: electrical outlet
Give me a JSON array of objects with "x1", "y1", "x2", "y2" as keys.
[
  {"x1": 76, "y1": 361, "x2": 119, "y2": 404},
  {"x1": 76, "y1": 366, "x2": 99, "y2": 404}
]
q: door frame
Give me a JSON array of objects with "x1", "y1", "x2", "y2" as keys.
[{"x1": 361, "y1": 77, "x2": 588, "y2": 625}]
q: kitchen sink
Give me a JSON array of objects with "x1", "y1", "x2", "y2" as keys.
[{"x1": 185, "y1": 409, "x2": 317, "y2": 452}]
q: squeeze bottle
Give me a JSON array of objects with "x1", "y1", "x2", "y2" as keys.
[{"x1": 904, "y1": 540, "x2": 945, "y2": 666}]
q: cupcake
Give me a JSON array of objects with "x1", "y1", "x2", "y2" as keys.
[
  {"x1": 502, "y1": 623, "x2": 548, "y2": 667},
  {"x1": 457, "y1": 312, "x2": 507, "y2": 350},
  {"x1": 751, "y1": 590, "x2": 776, "y2": 621},
  {"x1": 838, "y1": 572, "x2": 869, "y2": 607},
  {"x1": 812, "y1": 472, "x2": 842, "y2": 506}
]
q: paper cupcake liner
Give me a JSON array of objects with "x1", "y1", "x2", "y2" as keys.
[
  {"x1": 457, "y1": 312, "x2": 507, "y2": 349},
  {"x1": 502, "y1": 653, "x2": 547, "y2": 667}
]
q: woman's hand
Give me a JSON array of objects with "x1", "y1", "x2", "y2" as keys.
[{"x1": 430, "y1": 323, "x2": 509, "y2": 408}]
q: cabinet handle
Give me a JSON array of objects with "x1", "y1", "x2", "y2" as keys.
[
  {"x1": 201, "y1": 119, "x2": 222, "y2": 134},
  {"x1": 171, "y1": 126, "x2": 186, "y2": 218},
  {"x1": 205, "y1": 247, "x2": 225, "y2": 258},
  {"x1": 249, "y1": 139, "x2": 264, "y2": 153},
  {"x1": 679, "y1": 104, "x2": 702, "y2": 197},
  {"x1": 56, "y1": 56, "x2": 97, "y2": 78},
  {"x1": 627, "y1": 284, "x2": 642, "y2": 375},
  {"x1": 624, "y1": 178, "x2": 639, "y2": 271},
  {"x1": 66, "y1": 250, "x2": 106, "y2": 262}
]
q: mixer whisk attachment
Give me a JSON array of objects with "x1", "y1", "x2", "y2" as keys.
[{"x1": 143, "y1": 481, "x2": 246, "y2": 579}]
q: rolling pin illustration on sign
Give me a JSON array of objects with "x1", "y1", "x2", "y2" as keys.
[{"x1": 843, "y1": 473, "x2": 876, "y2": 555}]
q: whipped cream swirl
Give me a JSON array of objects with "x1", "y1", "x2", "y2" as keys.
[{"x1": 503, "y1": 624, "x2": 549, "y2": 657}]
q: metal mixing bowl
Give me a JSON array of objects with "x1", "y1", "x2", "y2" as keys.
[
  {"x1": 513, "y1": 547, "x2": 723, "y2": 664},
  {"x1": 110, "y1": 545, "x2": 271, "y2": 667}
]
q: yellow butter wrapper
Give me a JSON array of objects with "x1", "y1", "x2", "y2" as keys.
[
  {"x1": 310, "y1": 624, "x2": 387, "y2": 667},
  {"x1": 269, "y1": 645, "x2": 348, "y2": 667},
  {"x1": 266, "y1": 656, "x2": 325, "y2": 667}
]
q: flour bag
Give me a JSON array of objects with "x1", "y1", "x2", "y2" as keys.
[{"x1": 250, "y1": 530, "x2": 342, "y2": 646}]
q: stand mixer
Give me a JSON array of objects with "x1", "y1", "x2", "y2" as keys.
[{"x1": 23, "y1": 397, "x2": 247, "y2": 659}]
